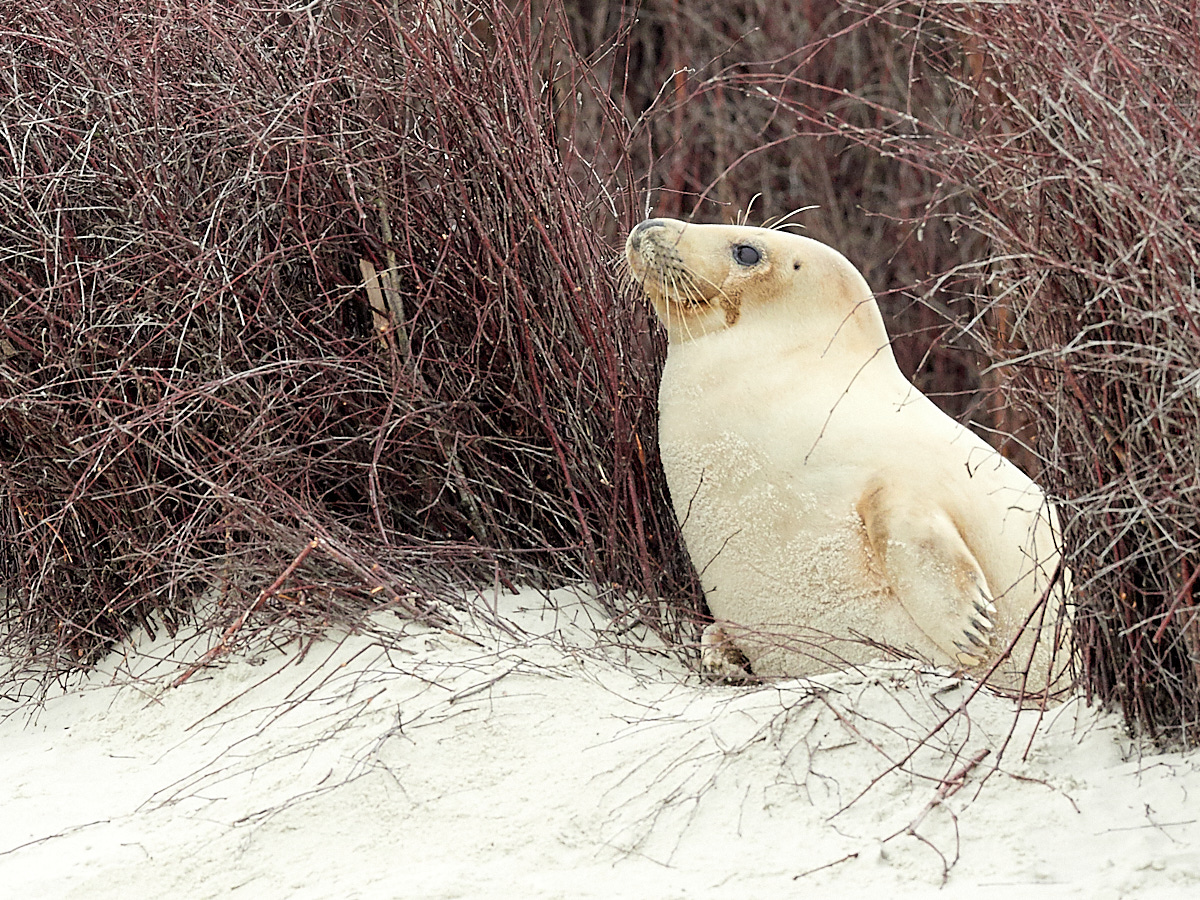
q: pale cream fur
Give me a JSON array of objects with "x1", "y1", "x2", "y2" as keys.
[{"x1": 625, "y1": 217, "x2": 1072, "y2": 695}]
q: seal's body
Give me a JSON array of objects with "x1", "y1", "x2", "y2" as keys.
[{"x1": 625, "y1": 217, "x2": 1071, "y2": 693}]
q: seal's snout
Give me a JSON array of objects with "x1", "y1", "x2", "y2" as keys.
[
  {"x1": 630, "y1": 218, "x2": 667, "y2": 238},
  {"x1": 624, "y1": 218, "x2": 668, "y2": 264},
  {"x1": 625, "y1": 218, "x2": 671, "y2": 281},
  {"x1": 624, "y1": 217, "x2": 739, "y2": 337}
]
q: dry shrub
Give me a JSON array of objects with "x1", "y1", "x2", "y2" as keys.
[
  {"x1": 0, "y1": 0, "x2": 697, "y2": 691},
  {"x1": 942, "y1": 0, "x2": 1200, "y2": 744}
]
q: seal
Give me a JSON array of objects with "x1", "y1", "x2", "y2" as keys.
[{"x1": 625, "y1": 217, "x2": 1072, "y2": 694}]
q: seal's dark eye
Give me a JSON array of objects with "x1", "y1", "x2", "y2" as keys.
[{"x1": 733, "y1": 244, "x2": 761, "y2": 267}]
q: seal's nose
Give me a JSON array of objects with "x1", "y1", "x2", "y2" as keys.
[{"x1": 630, "y1": 218, "x2": 666, "y2": 238}]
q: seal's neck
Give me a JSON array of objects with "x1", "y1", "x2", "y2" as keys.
[{"x1": 738, "y1": 293, "x2": 898, "y2": 373}]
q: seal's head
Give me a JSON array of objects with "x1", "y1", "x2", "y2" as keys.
[{"x1": 624, "y1": 217, "x2": 888, "y2": 355}]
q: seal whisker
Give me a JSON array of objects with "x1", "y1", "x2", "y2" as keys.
[
  {"x1": 736, "y1": 193, "x2": 763, "y2": 228},
  {"x1": 670, "y1": 269, "x2": 699, "y2": 340},
  {"x1": 674, "y1": 268, "x2": 714, "y2": 341},
  {"x1": 613, "y1": 259, "x2": 641, "y2": 302},
  {"x1": 666, "y1": 269, "x2": 690, "y2": 339},
  {"x1": 764, "y1": 205, "x2": 819, "y2": 231}
]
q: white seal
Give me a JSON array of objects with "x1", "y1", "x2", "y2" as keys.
[{"x1": 625, "y1": 217, "x2": 1072, "y2": 694}]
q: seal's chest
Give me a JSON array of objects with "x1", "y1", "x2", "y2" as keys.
[{"x1": 661, "y1": 429, "x2": 871, "y2": 574}]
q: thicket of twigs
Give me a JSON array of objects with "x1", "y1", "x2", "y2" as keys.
[
  {"x1": 3, "y1": 0, "x2": 1198, "y2": 744},
  {"x1": 937, "y1": 1, "x2": 1200, "y2": 744},
  {"x1": 0, "y1": 0, "x2": 699, "y2": 692}
]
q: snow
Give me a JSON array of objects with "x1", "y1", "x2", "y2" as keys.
[{"x1": 3, "y1": 586, "x2": 1199, "y2": 899}]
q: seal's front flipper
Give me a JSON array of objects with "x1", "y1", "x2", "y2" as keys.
[{"x1": 857, "y1": 481, "x2": 997, "y2": 666}]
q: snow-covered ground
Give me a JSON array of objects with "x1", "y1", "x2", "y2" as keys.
[{"x1": 3, "y1": 587, "x2": 1199, "y2": 899}]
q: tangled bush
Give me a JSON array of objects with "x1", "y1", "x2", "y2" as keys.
[
  {"x1": 944, "y1": 1, "x2": 1200, "y2": 743},
  {"x1": 0, "y1": 0, "x2": 696, "y2": 689}
]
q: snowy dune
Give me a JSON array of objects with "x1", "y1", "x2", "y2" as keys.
[{"x1": 3, "y1": 587, "x2": 1199, "y2": 899}]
